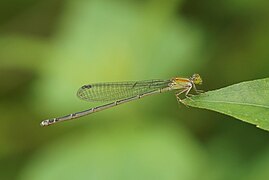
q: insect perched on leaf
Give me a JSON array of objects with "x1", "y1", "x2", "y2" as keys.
[{"x1": 41, "y1": 74, "x2": 203, "y2": 126}]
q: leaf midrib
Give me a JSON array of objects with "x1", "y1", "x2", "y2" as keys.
[{"x1": 189, "y1": 100, "x2": 269, "y2": 109}]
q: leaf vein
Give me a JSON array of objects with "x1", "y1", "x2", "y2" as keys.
[{"x1": 192, "y1": 100, "x2": 269, "y2": 109}]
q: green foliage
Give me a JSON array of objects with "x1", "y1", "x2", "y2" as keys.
[
  {"x1": 1, "y1": 0, "x2": 269, "y2": 179},
  {"x1": 184, "y1": 78, "x2": 269, "y2": 131},
  {"x1": 19, "y1": 123, "x2": 207, "y2": 180}
]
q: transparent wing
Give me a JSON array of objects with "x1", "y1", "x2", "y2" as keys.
[{"x1": 77, "y1": 79, "x2": 171, "y2": 102}]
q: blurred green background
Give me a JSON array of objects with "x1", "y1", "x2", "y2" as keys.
[{"x1": 1, "y1": 0, "x2": 269, "y2": 179}]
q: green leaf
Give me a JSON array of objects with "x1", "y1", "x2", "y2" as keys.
[{"x1": 183, "y1": 78, "x2": 269, "y2": 131}]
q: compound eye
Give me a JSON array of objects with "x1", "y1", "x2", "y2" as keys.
[{"x1": 192, "y1": 74, "x2": 202, "y2": 85}]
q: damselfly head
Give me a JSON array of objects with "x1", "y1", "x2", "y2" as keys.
[{"x1": 190, "y1": 74, "x2": 202, "y2": 85}]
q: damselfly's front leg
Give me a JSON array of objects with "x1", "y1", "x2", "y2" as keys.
[{"x1": 192, "y1": 83, "x2": 204, "y2": 94}]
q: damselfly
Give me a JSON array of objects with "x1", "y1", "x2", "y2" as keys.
[{"x1": 40, "y1": 74, "x2": 203, "y2": 127}]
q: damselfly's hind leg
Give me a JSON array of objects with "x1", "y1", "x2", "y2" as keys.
[
  {"x1": 184, "y1": 94, "x2": 194, "y2": 103},
  {"x1": 176, "y1": 95, "x2": 184, "y2": 104},
  {"x1": 185, "y1": 95, "x2": 194, "y2": 102}
]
